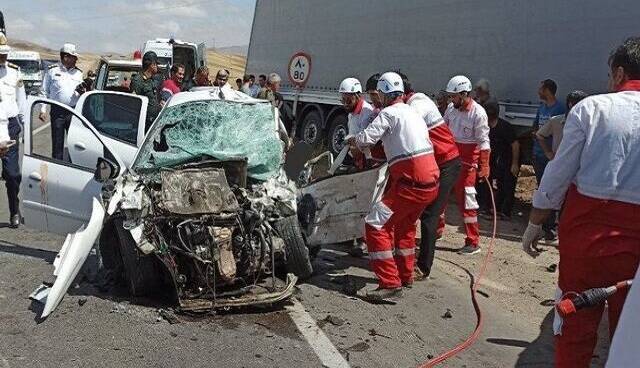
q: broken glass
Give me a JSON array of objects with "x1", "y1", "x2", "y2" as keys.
[{"x1": 132, "y1": 100, "x2": 283, "y2": 181}]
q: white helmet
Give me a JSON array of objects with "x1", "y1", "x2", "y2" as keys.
[
  {"x1": 446, "y1": 75, "x2": 472, "y2": 94},
  {"x1": 339, "y1": 77, "x2": 362, "y2": 93},
  {"x1": 377, "y1": 72, "x2": 404, "y2": 94}
]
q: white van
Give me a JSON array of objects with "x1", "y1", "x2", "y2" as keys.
[
  {"x1": 8, "y1": 50, "x2": 42, "y2": 95},
  {"x1": 142, "y1": 38, "x2": 207, "y2": 83}
]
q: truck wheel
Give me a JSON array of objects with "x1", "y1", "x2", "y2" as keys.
[
  {"x1": 301, "y1": 110, "x2": 323, "y2": 148},
  {"x1": 112, "y1": 219, "x2": 160, "y2": 296},
  {"x1": 328, "y1": 113, "x2": 348, "y2": 156},
  {"x1": 273, "y1": 215, "x2": 313, "y2": 280}
]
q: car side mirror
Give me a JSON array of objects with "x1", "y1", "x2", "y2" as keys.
[{"x1": 94, "y1": 157, "x2": 120, "y2": 183}]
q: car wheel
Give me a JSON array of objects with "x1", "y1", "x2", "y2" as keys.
[
  {"x1": 273, "y1": 215, "x2": 313, "y2": 280},
  {"x1": 327, "y1": 113, "x2": 348, "y2": 156},
  {"x1": 300, "y1": 110, "x2": 323, "y2": 148},
  {"x1": 112, "y1": 218, "x2": 160, "y2": 296}
]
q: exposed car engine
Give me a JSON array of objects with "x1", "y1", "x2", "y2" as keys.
[{"x1": 113, "y1": 159, "x2": 302, "y2": 311}]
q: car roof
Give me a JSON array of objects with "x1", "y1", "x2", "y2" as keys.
[
  {"x1": 165, "y1": 87, "x2": 269, "y2": 108},
  {"x1": 8, "y1": 50, "x2": 40, "y2": 60},
  {"x1": 100, "y1": 57, "x2": 141, "y2": 67}
]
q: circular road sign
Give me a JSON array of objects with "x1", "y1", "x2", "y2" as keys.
[{"x1": 288, "y1": 52, "x2": 312, "y2": 88}]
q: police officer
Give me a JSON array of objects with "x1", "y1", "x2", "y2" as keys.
[
  {"x1": 130, "y1": 51, "x2": 162, "y2": 126},
  {"x1": 39, "y1": 43, "x2": 84, "y2": 160},
  {"x1": 0, "y1": 35, "x2": 27, "y2": 228}
]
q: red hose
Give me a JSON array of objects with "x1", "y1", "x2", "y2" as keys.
[{"x1": 418, "y1": 178, "x2": 498, "y2": 368}]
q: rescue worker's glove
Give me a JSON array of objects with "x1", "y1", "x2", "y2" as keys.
[
  {"x1": 522, "y1": 221, "x2": 543, "y2": 257},
  {"x1": 478, "y1": 149, "x2": 491, "y2": 179}
]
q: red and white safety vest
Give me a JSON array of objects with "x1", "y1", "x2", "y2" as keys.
[
  {"x1": 355, "y1": 101, "x2": 439, "y2": 184},
  {"x1": 406, "y1": 92, "x2": 459, "y2": 165},
  {"x1": 348, "y1": 98, "x2": 377, "y2": 135},
  {"x1": 444, "y1": 99, "x2": 490, "y2": 162}
]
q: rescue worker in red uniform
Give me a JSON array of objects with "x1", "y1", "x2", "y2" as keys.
[
  {"x1": 340, "y1": 77, "x2": 378, "y2": 170},
  {"x1": 399, "y1": 73, "x2": 461, "y2": 278},
  {"x1": 522, "y1": 37, "x2": 640, "y2": 368},
  {"x1": 442, "y1": 76, "x2": 491, "y2": 255},
  {"x1": 339, "y1": 77, "x2": 378, "y2": 257},
  {"x1": 348, "y1": 72, "x2": 440, "y2": 301}
]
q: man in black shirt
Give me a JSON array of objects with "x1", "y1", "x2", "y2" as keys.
[{"x1": 478, "y1": 102, "x2": 520, "y2": 218}]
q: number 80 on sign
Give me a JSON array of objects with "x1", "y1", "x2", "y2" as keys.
[{"x1": 288, "y1": 52, "x2": 312, "y2": 88}]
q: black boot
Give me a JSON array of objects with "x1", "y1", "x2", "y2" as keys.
[{"x1": 365, "y1": 287, "x2": 403, "y2": 302}]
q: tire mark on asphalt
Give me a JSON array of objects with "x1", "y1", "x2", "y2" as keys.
[{"x1": 286, "y1": 298, "x2": 350, "y2": 368}]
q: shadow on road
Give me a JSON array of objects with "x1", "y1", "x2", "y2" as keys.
[
  {"x1": 0, "y1": 240, "x2": 57, "y2": 263},
  {"x1": 498, "y1": 309, "x2": 555, "y2": 367}
]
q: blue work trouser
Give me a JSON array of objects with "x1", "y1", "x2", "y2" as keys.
[{"x1": 2, "y1": 117, "x2": 22, "y2": 216}]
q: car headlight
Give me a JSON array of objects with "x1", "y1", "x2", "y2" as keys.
[{"x1": 32, "y1": 81, "x2": 42, "y2": 86}]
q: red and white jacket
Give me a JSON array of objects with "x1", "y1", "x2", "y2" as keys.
[
  {"x1": 355, "y1": 101, "x2": 439, "y2": 184},
  {"x1": 347, "y1": 98, "x2": 377, "y2": 135},
  {"x1": 444, "y1": 99, "x2": 490, "y2": 164},
  {"x1": 405, "y1": 92, "x2": 459, "y2": 166}
]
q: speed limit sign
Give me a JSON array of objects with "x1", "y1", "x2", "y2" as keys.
[{"x1": 288, "y1": 51, "x2": 312, "y2": 88}]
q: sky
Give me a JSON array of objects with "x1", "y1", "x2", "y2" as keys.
[{"x1": 2, "y1": 0, "x2": 256, "y2": 53}]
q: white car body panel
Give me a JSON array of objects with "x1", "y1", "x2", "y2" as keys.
[
  {"x1": 606, "y1": 267, "x2": 640, "y2": 367},
  {"x1": 299, "y1": 165, "x2": 387, "y2": 246},
  {"x1": 33, "y1": 198, "x2": 106, "y2": 319}
]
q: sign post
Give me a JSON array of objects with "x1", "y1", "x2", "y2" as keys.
[{"x1": 287, "y1": 52, "x2": 311, "y2": 139}]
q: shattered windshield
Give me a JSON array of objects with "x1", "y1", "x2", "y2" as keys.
[
  {"x1": 10, "y1": 60, "x2": 40, "y2": 74},
  {"x1": 132, "y1": 99, "x2": 283, "y2": 181}
]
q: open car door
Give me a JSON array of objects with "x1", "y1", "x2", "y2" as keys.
[
  {"x1": 197, "y1": 42, "x2": 207, "y2": 67},
  {"x1": 21, "y1": 97, "x2": 127, "y2": 235},
  {"x1": 297, "y1": 151, "x2": 388, "y2": 246},
  {"x1": 70, "y1": 91, "x2": 148, "y2": 169}
]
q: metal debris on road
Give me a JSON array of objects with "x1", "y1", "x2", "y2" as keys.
[
  {"x1": 158, "y1": 309, "x2": 181, "y2": 324},
  {"x1": 322, "y1": 315, "x2": 345, "y2": 327},
  {"x1": 442, "y1": 309, "x2": 453, "y2": 319},
  {"x1": 368, "y1": 328, "x2": 391, "y2": 339}
]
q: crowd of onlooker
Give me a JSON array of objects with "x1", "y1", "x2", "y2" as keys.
[{"x1": 469, "y1": 78, "x2": 587, "y2": 242}]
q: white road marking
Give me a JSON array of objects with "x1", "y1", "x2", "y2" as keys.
[
  {"x1": 33, "y1": 122, "x2": 51, "y2": 136},
  {"x1": 286, "y1": 298, "x2": 351, "y2": 368}
]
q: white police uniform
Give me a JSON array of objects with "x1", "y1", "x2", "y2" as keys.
[
  {"x1": 0, "y1": 61, "x2": 27, "y2": 139},
  {"x1": 0, "y1": 35, "x2": 27, "y2": 226},
  {"x1": 41, "y1": 62, "x2": 83, "y2": 108},
  {"x1": 41, "y1": 43, "x2": 84, "y2": 161}
]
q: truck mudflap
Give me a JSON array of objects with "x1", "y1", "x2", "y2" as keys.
[{"x1": 177, "y1": 273, "x2": 298, "y2": 312}]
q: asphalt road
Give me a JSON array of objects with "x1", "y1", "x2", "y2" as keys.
[{"x1": 0, "y1": 110, "x2": 610, "y2": 367}]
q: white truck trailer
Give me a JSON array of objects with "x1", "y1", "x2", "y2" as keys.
[{"x1": 246, "y1": 0, "x2": 640, "y2": 157}]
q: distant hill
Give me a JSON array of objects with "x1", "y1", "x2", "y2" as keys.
[
  {"x1": 11, "y1": 39, "x2": 246, "y2": 80},
  {"x1": 216, "y1": 45, "x2": 248, "y2": 56}
]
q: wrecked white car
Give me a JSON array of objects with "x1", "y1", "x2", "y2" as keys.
[{"x1": 24, "y1": 89, "x2": 312, "y2": 318}]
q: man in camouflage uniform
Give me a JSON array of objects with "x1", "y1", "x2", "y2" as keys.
[{"x1": 130, "y1": 51, "x2": 162, "y2": 126}]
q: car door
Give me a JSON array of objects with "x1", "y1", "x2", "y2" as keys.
[
  {"x1": 298, "y1": 165, "x2": 388, "y2": 247},
  {"x1": 197, "y1": 42, "x2": 207, "y2": 67},
  {"x1": 68, "y1": 91, "x2": 148, "y2": 169},
  {"x1": 22, "y1": 97, "x2": 127, "y2": 235},
  {"x1": 94, "y1": 60, "x2": 108, "y2": 90}
]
